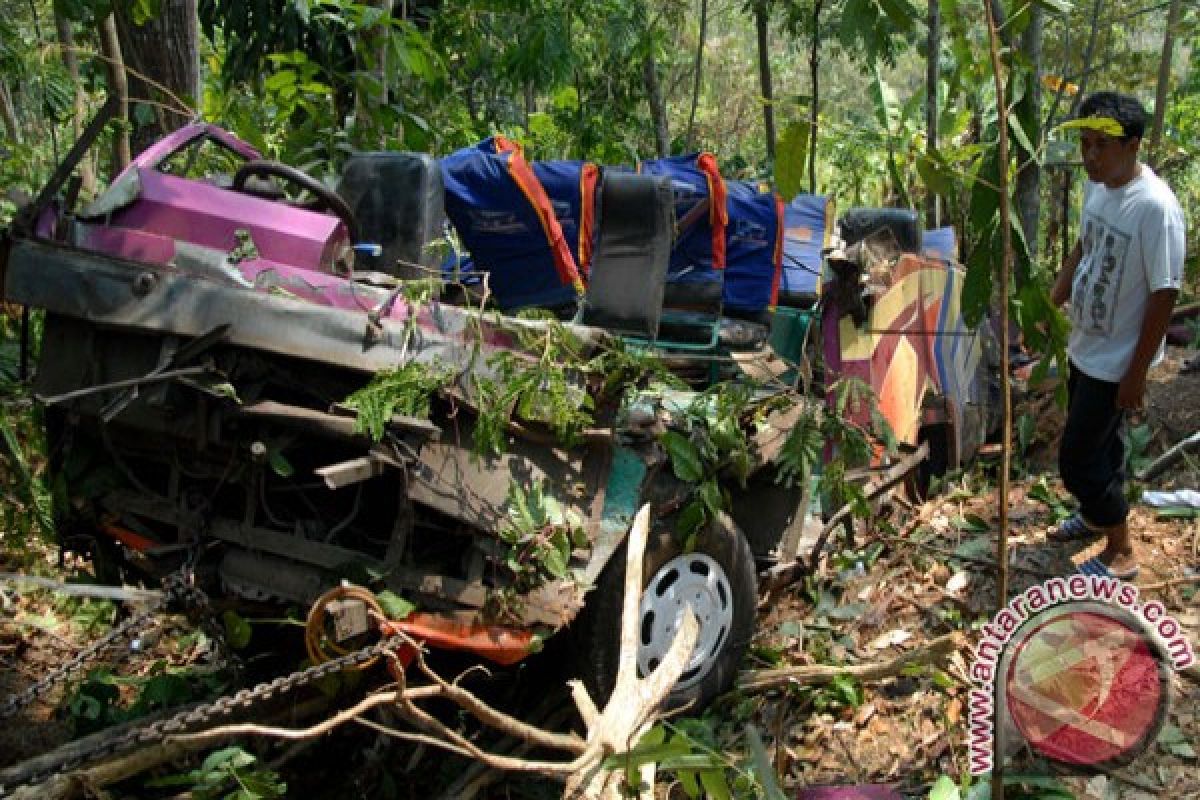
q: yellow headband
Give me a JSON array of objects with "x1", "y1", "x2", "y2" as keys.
[{"x1": 1053, "y1": 116, "x2": 1125, "y2": 138}]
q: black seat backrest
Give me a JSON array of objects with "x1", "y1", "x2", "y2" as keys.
[
  {"x1": 581, "y1": 172, "x2": 674, "y2": 338},
  {"x1": 338, "y1": 152, "x2": 445, "y2": 280}
]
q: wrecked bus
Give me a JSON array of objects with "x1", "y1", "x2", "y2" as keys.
[{"x1": 0, "y1": 116, "x2": 995, "y2": 710}]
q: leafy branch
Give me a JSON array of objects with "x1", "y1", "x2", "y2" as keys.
[
  {"x1": 775, "y1": 377, "x2": 897, "y2": 519},
  {"x1": 342, "y1": 361, "x2": 453, "y2": 441},
  {"x1": 486, "y1": 481, "x2": 587, "y2": 623}
]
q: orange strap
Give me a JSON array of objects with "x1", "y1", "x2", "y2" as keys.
[
  {"x1": 770, "y1": 192, "x2": 785, "y2": 309},
  {"x1": 494, "y1": 136, "x2": 584, "y2": 293},
  {"x1": 578, "y1": 163, "x2": 599, "y2": 276},
  {"x1": 696, "y1": 153, "x2": 728, "y2": 270},
  {"x1": 380, "y1": 614, "x2": 535, "y2": 666}
]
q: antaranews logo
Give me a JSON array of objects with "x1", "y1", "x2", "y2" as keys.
[{"x1": 967, "y1": 574, "x2": 1194, "y2": 775}]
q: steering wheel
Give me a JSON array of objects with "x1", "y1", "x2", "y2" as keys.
[{"x1": 232, "y1": 159, "x2": 360, "y2": 243}]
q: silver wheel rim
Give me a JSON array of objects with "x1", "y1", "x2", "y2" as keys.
[{"x1": 636, "y1": 552, "x2": 733, "y2": 690}]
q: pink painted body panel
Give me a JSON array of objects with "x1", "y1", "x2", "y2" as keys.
[{"x1": 108, "y1": 168, "x2": 344, "y2": 272}]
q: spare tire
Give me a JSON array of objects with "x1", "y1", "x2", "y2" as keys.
[
  {"x1": 838, "y1": 208, "x2": 923, "y2": 254},
  {"x1": 571, "y1": 512, "x2": 757, "y2": 712}
]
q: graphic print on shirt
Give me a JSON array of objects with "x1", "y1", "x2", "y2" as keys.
[{"x1": 1072, "y1": 215, "x2": 1131, "y2": 337}]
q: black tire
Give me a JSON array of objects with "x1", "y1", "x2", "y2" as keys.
[
  {"x1": 910, "y1": 422, "x2": 951, "y2": 501},
  {"x1": 571, "y1": 512, "x2": 757, "y2": 712}
]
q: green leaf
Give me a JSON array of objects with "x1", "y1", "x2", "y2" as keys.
[
  {"x1": 965, "y1": 779, "x2": 991, "y2": 800},
  {"x1": 831, "y1": 673, "x2": 863, "y2": 707},
  {"x1": 551, "y1": 86, "x2": 579, "y2": 112},
  {"x1": 679, "y1": 769, "x2": 702, "y2": 798},
  {"x1": 661, "y1": 431, "x2": 704, "y2": 482},
  {"x1": 542, "y1": 537, "x2": 570, "y2": 578},
  {"x1": 222, "y1": 610, "x2": 253, "y2": 649},
  {"x1": 962, "y1": 216, "x2": 997, "y2": 327},
  {"x1": 698, "y1": 479, "x2": 723, "y2": 517},
  {"x1": 698, "y1": 768, "x2": 732, "y2": 800},
  {"x1": 1159, "y1": 723, "x2": 1197, "y2": 758},
  {"x1": 958, "y1": 513, "x2": 991, "y2": 533},
  {"x1": 776, "y1": 121, "x2": 811, "y2": 199},
  {"x1": 916, "y1": 153, "x2": 955, "y2": 197},
  {"x1": 875, "y1": 0, "x2": 917, "y2": 30},
  {"x1": 928, "y1": 775, "x2": 961, "y2": 800},
  {"x1": 376, "y1": 590, "x2": 416, "y2": 620},
  {"x1": 953, "y1": 537, "x2": 993, "y2": 561},
  {"x1": 1031, "y1": 0, "x2": 1073, "y2": 12},
  {"x1": 264, "y1": 69, "x2": 297, "y2": 92},
  {"x1": 137, "y1": 673, "x2": 192, "y2": 710},
  {"x1": 267, "y1": 449, "x2": 293, "y2": 478},
  {"x1": 676, "y1": 501, "x2": 708, "y2": 540},
  {"x1": 601, "y1": 730, "x2": 690, "y2": 770},
  {"x1": 744, "y1": 725, "x2": 788, "y2": 800},
  {"x1": 200, "y1": 745, "x2": 256, "y2": 774},
  {"x1": 1007, "y1": 112, "x2": 1038, "y2": 163},
  {"x1": 1017, "y1": 412, "x2": 1037, "y2": 455}
]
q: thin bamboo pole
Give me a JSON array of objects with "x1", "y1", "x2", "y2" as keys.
[{"x1": 983, "y1": 2, "x2": 1013, "y2": 799}]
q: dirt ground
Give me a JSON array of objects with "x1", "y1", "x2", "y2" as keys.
[{"x1": 741, "y1": 345, "x2": 1200, "y2": 799}]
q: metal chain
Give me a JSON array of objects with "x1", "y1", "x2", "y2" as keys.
[
  {"x1": 0, "y1": 634, "x2": 405, "y2": 795},
  {"x1": 0, "y1": 595, "x2": 168, "y2": 720},
  {"x1": 0, "y1": 568, "x2": 208, "y2": 721}
]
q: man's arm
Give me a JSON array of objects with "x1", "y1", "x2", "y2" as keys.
[
  {"x1": 1117, "y1": 288, "x2": 1179, "y2": 409},
  {"x1": 1050, "y1": 241, "x2": 1082, "y2": 307}
]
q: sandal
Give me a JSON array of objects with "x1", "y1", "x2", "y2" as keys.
[
  {"x1": 1047, "y1": 512, "x2": 1104, "y2": 543},
  {"x1": 1078, "y1": 556, "x2": 1139, "y2": 582}
]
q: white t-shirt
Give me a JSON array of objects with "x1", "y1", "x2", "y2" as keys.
[{"x1": 1068, "y1": 166, "x2": 1186, "y2": 382}]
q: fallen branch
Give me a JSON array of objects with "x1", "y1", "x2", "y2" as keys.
[
  {"x1": 760, "y1": 443, "x2": 929, "y2": 594},
  {"x1": 736, "y1": 632, "x2": 964, "y2": 693},
  {"x1": 806, "y1": 442, "x2": 930, "y2": 574},
  {"x1": 1137, "y1": 430, "x2": 1200, "y2": 481},
  {"x1": 8, "y1": 695, "x2": 334, "y2": 800},
  {"x1": 875, "y1": 534, "x2": 1058, "y2": 578}
]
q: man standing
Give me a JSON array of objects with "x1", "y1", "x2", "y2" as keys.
[{"x1": 1048, "y1": 92, "x2": 1186, "y2": 580}]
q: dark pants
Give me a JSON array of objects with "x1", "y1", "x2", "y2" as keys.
[{"x1": 1058, "y1": 362, "x2": 1129, "y2": 527}]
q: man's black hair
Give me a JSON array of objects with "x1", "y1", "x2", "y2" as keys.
[{"x1": 1077, "y1": 92, "x2": 1148, "y2": 141}]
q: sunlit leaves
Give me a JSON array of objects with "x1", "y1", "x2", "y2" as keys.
[
  {"x1": 838, "y1": 0, "x2": 919, "y2": 66},
  {"x1": 776, "y1": 120, "x2": 811, "y2": 199}
]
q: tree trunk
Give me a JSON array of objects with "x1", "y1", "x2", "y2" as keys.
[
  {"x1": 98, "y1": 14, "x2": 130, "y2": 172},
  {"x1": 983, "y1": 4, "x2": 1014, "y2": 799},
  {"x1": 54, "y1": 3, "x2": 96, "y2": 195},
  {"x1": 113, "y1": 0, "x2": 199, "y2": 154},
  {"x1": 524, "y1": 81, "x2": 536, "y2": 133},
  {"x1": 925, "y1": 0, "x2": 940, "y2": 227},
  {"x1": 684, "y1": 0, "x2": 708, "y2": 151},
  {"x1": 98, "y1": 14, "x2": 130, "y2": 173},
  {"x1": 806, "y1": 0, "x2": 822, "y2": 193},
  {"x1": 354, "y1": 0, "x2": 394, "y2": 147},
  {"x1": 378, "y1": 0, "x2": 393, "y2": 110},
  {"x1": 1014, "y1": 7, "x2": 1042, "y2": 255},
  {"x1": 0, "y1": 80, "x2": 20, "y2": 144},
  {"x1": 754, "y1": 0, "x2": 775, "y2": 161},
  {"x1": 1148, "y1": 0, "x2": 1183, "y2": 167},
  {"x1": 643, "y1": 52, "x2": 669, "y2": 157}
]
